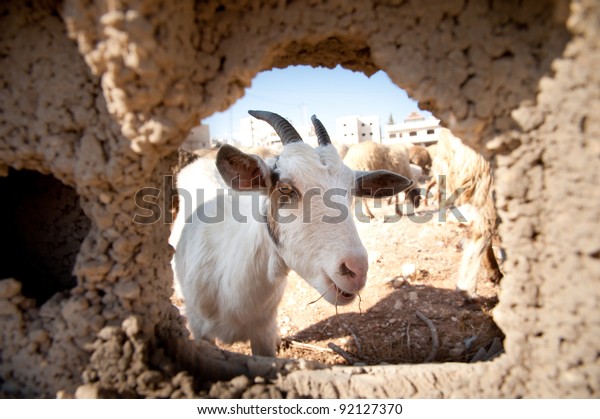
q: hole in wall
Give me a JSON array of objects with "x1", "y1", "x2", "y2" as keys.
[
  {"x1": 0, "y1": 168, "x2": 91, "y2": 305},
  {"x1": 201, "y1": 65, "x2": 432, "y2": 148},
  {"x1": 170, "y1": 65, "x2": 505, "y2": 367}
]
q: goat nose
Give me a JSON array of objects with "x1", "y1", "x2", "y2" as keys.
[{"x1": 339, "y1": 255, "x2": 368, "y2": 291}]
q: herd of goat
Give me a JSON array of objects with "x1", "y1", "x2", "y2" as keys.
[{"x1": 168, "y1": 111, "x2": 503, "y2": 357}]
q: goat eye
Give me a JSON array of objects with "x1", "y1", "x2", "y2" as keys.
[{"x1": 278, "y1": 184, "x2": 294, "y2": 195}]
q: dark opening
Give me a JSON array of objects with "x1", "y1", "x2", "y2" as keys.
[{"x1": 0, "y1": 168, "x2": 91, "y2": 305}]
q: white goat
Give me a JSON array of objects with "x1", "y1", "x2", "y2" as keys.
[
  {"x1": 169, "y1": 111, "x2": 412, "y2": 356},
  {"x1": 425, "y1": 128, "x2": 503, "y2": 298}
]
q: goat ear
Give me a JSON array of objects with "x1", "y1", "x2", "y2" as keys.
[
  {"x1": 353, "y1": 170, "x2": 413, "y2": 197},
  {"x1": 216, "y1": 145, "x2": 271, "y2": 191}
]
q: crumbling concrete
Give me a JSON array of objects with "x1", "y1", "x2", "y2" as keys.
[{"x1": 0, "y1": 0, "x2": 598, "y2": 397}]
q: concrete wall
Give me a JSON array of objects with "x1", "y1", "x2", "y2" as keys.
[{"x1": 0, "y1": 0, "x2": 598, "y2": 397}]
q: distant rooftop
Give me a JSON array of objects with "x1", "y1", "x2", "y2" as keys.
[{"x1": 404, "y1": 111, "x2": 426, "y2": 122}]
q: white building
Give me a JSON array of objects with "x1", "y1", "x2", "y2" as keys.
[
  {"x1": 335, "y1": 115, "x2": 381, "y2": 144},
  {"x1": 383, "y1": 112, "x2": 441, "y2": 145},
  {"x1": 182, "y1": 124, "x2": 211, "y2": 149}
]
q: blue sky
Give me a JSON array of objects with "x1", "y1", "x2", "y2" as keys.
[{"x1": 203, "y1": 65, "x2": 432, "y2": 141}]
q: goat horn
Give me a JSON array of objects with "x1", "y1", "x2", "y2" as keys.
[
  {"x1": 248, "y1": 110, "x2": 303, "y2": 145},
  {"x1": 311, "y1": 115, "x2": 331, "y2": 146}
]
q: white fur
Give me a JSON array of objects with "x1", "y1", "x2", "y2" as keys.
[
  {"x1": 170, "y1": 142, "x2": 371, "y2": 357},
  {"x1": 426, "y1": 129, "x2": 502, "y2": 298}
]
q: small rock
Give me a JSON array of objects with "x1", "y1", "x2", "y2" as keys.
[
  {"x1": 408, "y1": 291, "x2": 418, "y2": 302},
  {"x1": 392, "y1": 278, "x2": 406, "y2": 288},
  {"x1": 393, "y1": 300, "x2": 403, "y2": 310},
  {"x1": 401, "y1": 263, "x2": 416, "y2": 278},
  {"x1": 0, "y1": 278, "x2": 22, "y2": 299}
]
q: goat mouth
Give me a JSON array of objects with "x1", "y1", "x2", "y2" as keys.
[
  {"x1": 334, "y1": 284, "x2": 356, "y2": 300},
  {"x1": 323, "y1": 274, "x2": 356, "y2": 303}
]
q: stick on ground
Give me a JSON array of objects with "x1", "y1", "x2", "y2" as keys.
[
  {"x1": 343, "y1": 323, "x2": 363, "y2": 356},
  {"x1": 416, "y1": 310, "x2": 439, "y2": 363},
  {"x1": 327, "y1": 342, "x2": 356, "y2": 364},
  {"x1": 284, "y1": 339, "x2": 333, "y2": 353}
]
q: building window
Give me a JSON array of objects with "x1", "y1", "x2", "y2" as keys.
[
  {"x1": 361, "y1": 123, "x2": 365, "y2": 127},
  {"x1": 427, "y1": 129, "x2": 435, "y2": 135},
  {"x1": 390, "y1": 133, "x2": 396, "y2": 138},
  {"x1": 362, "y1": 133, "x2": 366, "y2": 136},
  {"x1": 410, "y1": 131, "x2": 417, "y2": 136}
]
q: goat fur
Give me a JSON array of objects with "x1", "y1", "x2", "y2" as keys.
[
  {"x1": 170, "y1": 119, "x2": 412, "y2": 357},
  {"x1": 409, "y1": 145, "x2": 432, "y2": 175},
  {"x1": 343, "y1": 141, "x2": 419, "y2": 218},
  {"x1": 426, "y1": 128, "x2": 503, "y2": 297}
]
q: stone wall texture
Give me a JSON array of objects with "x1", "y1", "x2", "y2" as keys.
[{"x1": 0, "y1": 0, "x2": 598, "y2": 398}]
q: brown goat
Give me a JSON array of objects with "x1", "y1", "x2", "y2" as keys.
[
  {"x1": 409, "y1": 145, "x2": 432, "y2": 175},
  {"x1": 343, "y1": 141, "x2": 419, "y2": 219}
]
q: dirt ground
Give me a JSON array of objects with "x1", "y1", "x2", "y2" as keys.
[{"x1": 172, "y1": 181, "x2": 505, "y2": 367}]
